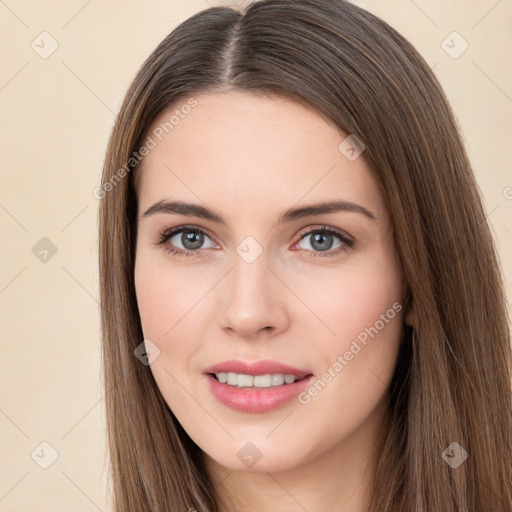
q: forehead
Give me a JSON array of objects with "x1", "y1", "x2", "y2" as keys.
[{"x1": 136, "y1": 91, "x2": 385, "y2": 220}]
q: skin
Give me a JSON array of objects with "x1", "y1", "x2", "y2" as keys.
[{"x1": 134, "y1": 90, "x2": 412, "y2": 512}]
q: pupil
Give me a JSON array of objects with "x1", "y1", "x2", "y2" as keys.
[
  {"x1": 311, "y1": 233, "x2": 332, "y2": 251},
  {"x1": 182, "y1": 231, "x2": 203, "y2": 250}
]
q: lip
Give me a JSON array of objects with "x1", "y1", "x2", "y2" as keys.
[
  {"x1": 203, "y1": 359, "x2": 311, "y2": 378},
  {"x1": 203, "y1": 359, "x2": 314, "y2": 413},
  {"x1": 205, "y1": 373, "x2": 315, "y2": 413}
]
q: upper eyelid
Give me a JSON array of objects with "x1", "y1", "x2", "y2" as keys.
[
  {"x1": 162, "y1": 224, "x2": 216, "y2": 242},
  {"x1": 299, "y1": 225, "x2": 352, "y2": 238}
]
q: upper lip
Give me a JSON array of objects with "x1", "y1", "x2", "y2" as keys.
[{"x1": 204, "y1": 359, "x2": 312, "y2": 378}]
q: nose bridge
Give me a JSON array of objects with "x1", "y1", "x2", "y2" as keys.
[
  {"x1": 231, "y1": 248, "x2": 269, "y2": 297},
  {"x1": 220, "y1": 243, "x2": 287, "y2": 336}
]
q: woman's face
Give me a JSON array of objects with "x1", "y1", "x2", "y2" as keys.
[{"x1": 134, "y1": 90, "x2": 407, "y2": 475}]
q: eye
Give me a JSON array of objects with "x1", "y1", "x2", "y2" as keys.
[
  {"x1": 155, "y1": 224, "x2": 355, "y2": 259},
  {"x1": 295, "y1": 226, "x2": 354, "y2": 257},
  {"x1": 155, "y1": 226, "x2": 216, "y2": 257}
]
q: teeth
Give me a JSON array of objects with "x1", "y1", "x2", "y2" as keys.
[
  {"x1": 271, "y1": 374, "x2": 284, "y2": 386},
  {"x1": 215, "y1": 372, "x2": 301, "y2": 388}
]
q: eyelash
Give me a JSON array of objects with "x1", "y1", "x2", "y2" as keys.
[{"x1": 155, "y1": 224, "x2": 355, "y2": 259}]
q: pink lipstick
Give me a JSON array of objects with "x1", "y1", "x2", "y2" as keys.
[{"x1": 203, "y1": 359, "x2": 314, "y2": 413}]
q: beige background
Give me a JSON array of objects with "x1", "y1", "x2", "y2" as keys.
[{"x1": 0, "y1": 0, "x2": 510, "y2": 510}]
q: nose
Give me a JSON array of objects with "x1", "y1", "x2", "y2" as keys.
[{"x1": 219, "y1": 252, "x2": 290, "y2": 339}]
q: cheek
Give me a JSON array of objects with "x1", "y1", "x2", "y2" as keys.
[
  {"x1": 134, "y1": 252, "x2": 205, "y2": 404},
  {"x1": 134, "y1": 260, "x2": 168, "y2": 339},
  {"x1": 295, "y1": 249, "x2": 404, "y2": 421},
  {"x1": 293, "y1": 250, "x2": 403, "y2": 346},
  {"x1": 293, "y1": 247, "x2": 404, "y2": 401},
  {"x1": 134, "y1": 249, "x2": 209, "y2": 339}
]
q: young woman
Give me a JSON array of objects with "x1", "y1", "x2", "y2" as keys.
[{"x1": 98, "y1": 1, "x2": 512, "y2": 510}]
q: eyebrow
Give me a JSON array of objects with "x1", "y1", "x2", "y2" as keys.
[{"x1": 142, "y1": 199, "x2": 377, "y2": 224}]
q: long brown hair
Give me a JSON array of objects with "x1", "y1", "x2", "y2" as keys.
[{"x1": 98, "y1": 1, "x2": 512, "y2": 510}]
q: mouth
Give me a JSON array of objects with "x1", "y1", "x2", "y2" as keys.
[
  {"x1": 205, "y1": 370, "x2": 315, "y2": 413},
  {"x1": 209, "y1": 372, "x2": 312, "y2": 389}
]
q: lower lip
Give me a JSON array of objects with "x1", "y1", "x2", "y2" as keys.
[{"x1": 205, "y1": 374, "x2": 314, "y2": 413}]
